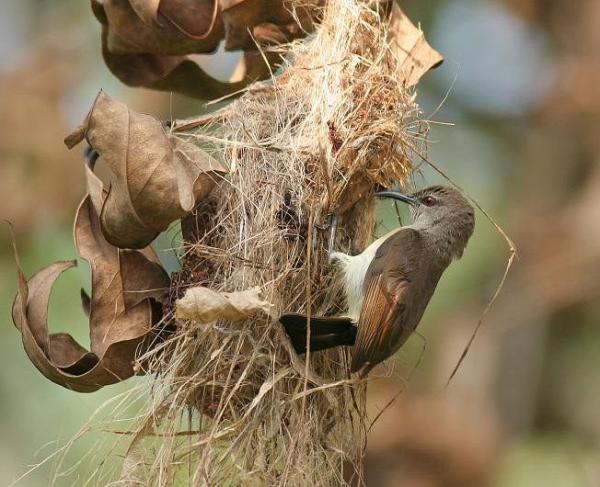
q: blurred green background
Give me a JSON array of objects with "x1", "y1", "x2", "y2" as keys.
[{"x1": 1, "y1": 0, "x2": 599, "y2": 485}]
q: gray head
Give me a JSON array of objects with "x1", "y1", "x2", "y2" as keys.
[{"x1": 376, "y1": 185, "x2": 475, "y2": 259}]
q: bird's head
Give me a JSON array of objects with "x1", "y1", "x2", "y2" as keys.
[{"x1": 376, "y1": 185, "x2": 475, "y2": 259}]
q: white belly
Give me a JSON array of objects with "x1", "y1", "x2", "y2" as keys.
[{"x1": 331, "y1": 228, "x2": 401, "y2": 321}]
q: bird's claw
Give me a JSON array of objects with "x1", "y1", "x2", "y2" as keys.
[
  {"x1": 327, "y1": 214, "x2": 338, "y2": 260},
  {"x1": 312, "y1": 214, "x2": 339, "y2": 262}
]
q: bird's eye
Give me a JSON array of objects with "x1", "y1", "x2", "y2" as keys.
[{"x1": 422, "y1": 196, "x2": 436, "y2": 206}]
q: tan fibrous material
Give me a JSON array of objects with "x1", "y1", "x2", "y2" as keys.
[
  {"x1": 135, "y1": 1, "x2": 441, "y2": 484},
  {"x1": 176, "y1": 286, "x2": 274, "y2": 323}
]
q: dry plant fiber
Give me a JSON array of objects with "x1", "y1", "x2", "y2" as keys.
[{"x1": 118, "y1": 0, "x2": 440, "y2": 485}]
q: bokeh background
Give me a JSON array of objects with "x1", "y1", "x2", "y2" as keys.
[{"x1": 1, "y1": 0, "x2": 599, "y2": 485}]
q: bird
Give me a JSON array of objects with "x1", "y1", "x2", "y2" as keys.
[{"x1": 280, "y1": 185, "x2": 475, "y2": 376}]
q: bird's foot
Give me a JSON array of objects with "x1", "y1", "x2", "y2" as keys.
[
  {"x1": 326, "y1": 213, "x2": 338, "y2": 261},
  {"x1": 314, "y1": 213, "x2": 341, "y2": 263}
]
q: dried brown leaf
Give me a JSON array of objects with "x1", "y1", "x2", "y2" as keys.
[
  {"x1": 176, "y1": 286, "x2": 274, "y2": 323},
  {"x1": 128, "y1": 0, "x2": 162, "y2": 25},
  {"x1": 66, "y1": 91, "x2": 227, "y2": 249},
  {"x1": 220, "y1": 0, "x2": 263, "y2": 50},
  {"x1": 389, "y1": 4, "x2": 444, "y2": 87},
  {"x1": 160, "y1": 0, "x2": 220, "y2": 38},
  {"x1": 91, "y1": 0, "x2": 320, "y2": 98},
  {"x1": 100, "y1": 0, "x2": 223, "y2": 56},
  {"x1": 11, "y1": 197, "x2": 170, "y2": 392},
  {"x1": 101, "y1": 38, "x2": 250, "y2": 99},
  {"x1": 92, "y1": 0, "x2": 253, "y2": 100},
  {"x1": 126, "y1": 0, "x2": 222, "y2": 40},
  {"x1": 252, "y1": 22, "x2": 289, "y2": 46}
]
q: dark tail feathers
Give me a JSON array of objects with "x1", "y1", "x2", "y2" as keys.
[{"x1": 279, "y1": 313, "x2": 356, "y2": 354}]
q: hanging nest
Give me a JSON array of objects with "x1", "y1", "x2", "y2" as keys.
[
  {"x1": 11, "y1": 0, "x2": 442, "y2": 485},
  {"x1": 130, "y1": 1, "x2": 440, "y2": 484}
]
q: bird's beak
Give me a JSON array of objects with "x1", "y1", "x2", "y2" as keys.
[{"x1": 375, "y1": 190, "x2": 418, "y2": 206}]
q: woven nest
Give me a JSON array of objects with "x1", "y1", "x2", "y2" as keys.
[{"x1": 125, "y1": 1, "x2": 436, "y2": 484}]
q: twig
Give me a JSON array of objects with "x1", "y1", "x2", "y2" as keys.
[
  {"x1": 410, "y1": 150, "x2": 518, "y2": 386},
  {"x1": 171, "y1": 107, "x2": 233, "y2": 133}
]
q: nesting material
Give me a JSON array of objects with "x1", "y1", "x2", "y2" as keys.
[
  {"x1": 176, "y1": 286, "x2": 275, "y2": 323},
  {"x1": 132, "y1": 0, "x2": 440, "y2": 485}
]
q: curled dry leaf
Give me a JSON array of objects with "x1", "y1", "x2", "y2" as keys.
[
  {"x1": 388, "y1": 3, "x2": 444, "y2": 87},
  {"x1": 92, "y1": 0, "x2": 266, "y2": 100},
  {"x1": 91, "y1": 0, "x2": 322, "y2": 99},
  {"x1": 176, "y1": 286, "x2": 274, "y2": 323},
  {"x1": 100, "y1": 29, "x2": 278, "y2": 100},
  {"x1": 66, "y1": 91, "x2": 227, "y2": 249},
  {"x1": 11, "y1": 197, "x2": 170, "y2": 392},
  {"x1": 101, "y1": 0, "x2": 223, "y2": 56}
]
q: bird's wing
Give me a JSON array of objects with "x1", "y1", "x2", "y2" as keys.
[{"x1": 351, "y1": 228, "x2": 422, "y2": 374}]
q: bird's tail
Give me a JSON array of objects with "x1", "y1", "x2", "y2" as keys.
[{"x1": 279, "y1": 313, "x2": 356, "y2": 354}]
